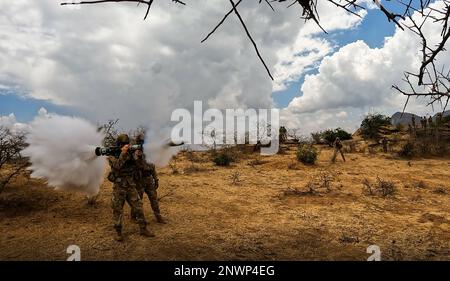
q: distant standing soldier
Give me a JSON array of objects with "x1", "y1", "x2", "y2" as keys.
[
  {"x1": 381, "y1": 137, "x2": 389, "y2": 153},
  {"x1": 428, "y1": 116, "x2": 434, "y2": 134},
  {"x1": 133, "y1": 135, "x2": 167, "y2": 224},
  {"x1": 279, "y1": 126, "x2": 287, "y2": 144},
  {"x1": 422, "y1": 117, "x2": 427, "y2": 132},
  {"x1": 411, "y1": 115, "x2": 416, "y2": 131},
  {"x1": 435, "y1": 112, "x2": 443, "y2": 128},
  {"x1": 108, "y1": 134, "x2": 154, "y2": 242},
  {"x1": 331, "y1": 137, "x2": 346, "y2": 163}
]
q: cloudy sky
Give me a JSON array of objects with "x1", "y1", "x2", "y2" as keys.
[{"x1": 0, "y1": 0, "x2": 448, "y2": 135}]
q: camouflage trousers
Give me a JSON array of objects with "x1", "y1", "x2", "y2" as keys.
[
  {"x1": 112, "y1": 177, "x2": 147, "y2": 230},
  {"x1": 133, "y1": 179, "x2": 161, "y2": 218},
  {"x1": 331, "y1": 148, "x2": 346, "y2": 163}
]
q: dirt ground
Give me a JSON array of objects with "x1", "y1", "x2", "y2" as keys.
[{"x1": 0, "y1": 145, "x2": 449, "y2": 261}]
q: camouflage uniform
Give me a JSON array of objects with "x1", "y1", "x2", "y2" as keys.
[
  {"x1": 331, "y1": 137, "x2": 346, "y2": 163},
  {"x1": 134, "y1": 156, "x2": 166, "y2": 223},
  {"x1": 108, "y1": 134, "x2": 154, "y2": 241}
]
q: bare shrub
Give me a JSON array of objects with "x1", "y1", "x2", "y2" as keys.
[
  {"x1": 317, "y1": 170, "x2": 334, "y2": 192},
  {"x1": 229, "y1": 171, "x2": 241, "y2": 186},
  {"x1": 169, "y1": 160, "x2": 179, "y2": 175},
  {"x1": 362, "y1": 176, "x2": 396, "y2": 197},
  {"x1": 0, "y1": 126, "x2": 28, "y2": 193},
  {"x1": 284, "y1": 170, "x2": 335, "y2": 196},
  {"x1": 433, "y1": 187, "x2": 447, "y2": 194},
  {"x1": 98, "y1": 119, "x2": 119, "y2": 146}
]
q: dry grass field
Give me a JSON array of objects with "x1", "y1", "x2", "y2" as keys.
[{"x1": 0, "y1": 144, "x2": 449, "y2": 260}]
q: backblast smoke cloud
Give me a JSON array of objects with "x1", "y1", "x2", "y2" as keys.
[{"x1": 22, "y1": 114, "x2": 106, "y2": 196}]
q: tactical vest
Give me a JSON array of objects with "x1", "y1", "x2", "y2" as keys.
[{"x1": 114, "y1": 157, "x2": 137, "y2": 178}]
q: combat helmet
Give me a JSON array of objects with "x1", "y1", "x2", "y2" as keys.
[
  {"x1": 116, "y1": 134, "x2": 130, "y2": 146},
  {"x1": 135, "y1": 133, "x2": 145, "y2": 145}
]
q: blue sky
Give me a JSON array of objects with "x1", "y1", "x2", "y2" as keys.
[
  {"x1": 0, "y1": 91, "x2": 76, "y2": 122},
  {"x1": 272, "y1": 8, "x2": 396, "y2": 108}
]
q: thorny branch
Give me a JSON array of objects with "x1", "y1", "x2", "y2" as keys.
[
  {"x1": 392, "y1": 0, "x2": 450, "y2": 112},
  {"x1": 60, "y1": 0, "x2": 450, "y2": 109}
]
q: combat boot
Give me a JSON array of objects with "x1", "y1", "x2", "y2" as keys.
[
  {"x1": 130, "y1": 212, "x2": 138, "y2": 223},
  {"x1": 140, "y1": 227, "x2": 155, "y2": 237},
  {"x1": 155, "y1": 214, "x2": 167, "y2": 224},
  {"x1": 114, "y1": 227, "x2": 124, "y2": 242}
]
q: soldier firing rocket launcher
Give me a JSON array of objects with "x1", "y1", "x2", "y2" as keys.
[
  {"x1": 94, "y1": 135, "x2": 184, "y2": 158},
  {"x1": 94, "y1": 133, "x2": 144, "y2": 157},
  {"x1": 94, "y1": 144, "x2": 143, "y2": 157}
]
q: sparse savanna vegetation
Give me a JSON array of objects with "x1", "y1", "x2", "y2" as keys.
[
  {"x1": 1, "y1": 116, "x2": 450, "y2": 261},
  {"x1": 3, "y1": 0, "x2": 450, "y2": 264}
]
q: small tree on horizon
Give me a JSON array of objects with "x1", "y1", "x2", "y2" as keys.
[{"x1": 360, "y1": 113, "x2": 391, "y2": 140}]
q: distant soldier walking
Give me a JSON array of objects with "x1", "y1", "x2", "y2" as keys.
[
  {"x1": 108, "y1": 134, "x2": 154, "y2": 242},
  {"x1": 331, "y1": 137, "x2": 346, "y2": 163}
]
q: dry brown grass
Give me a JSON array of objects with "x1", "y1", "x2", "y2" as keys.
[{"x1": 0, "y1": 144, "x2": 449, "y2": 260}]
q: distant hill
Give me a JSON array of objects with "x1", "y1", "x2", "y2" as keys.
[
  {"x1": 391, "y1": 110, "x2": 450, "y2": 126},
  {"x1": 391, "y1": 112, "x2": 420, "y2": 126}
]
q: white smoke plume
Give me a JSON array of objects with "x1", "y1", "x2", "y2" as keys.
[
  {"x1": 143, "y1": 135, "x2": 184, "y2": 167},
  {"x1": 22, "y1": 114, "x2": 106, "y2": 196}
]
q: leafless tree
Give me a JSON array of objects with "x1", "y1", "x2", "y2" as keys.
[
  {"x1": 98, "y1": 119, "x2": 119, "y2": 146},
  {"x1": 0, "y1": 126, "x2": 28, "y2": 193},
  {"x1": 287, "y1": 128, "x2": 298, "y2": 142},
  {"x1": 60, "y1": 0, "x2": 450, "y2": 109}
]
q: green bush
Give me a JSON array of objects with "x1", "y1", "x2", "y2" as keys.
[
  {"x1": 399, "y1": 142, "x2": 414, "y2": 158},
  {"x1": 316, "y1": 128, "x2": 352, "y2": 146},
  {"x1": 296, "y1": 144, "x2": 318, "y2": 165},
  {"x1": 360, "y1": 113, "x2": 391, "y2": 140},
  {"x1": 213, "y1": 149, "x2": 235, "y2": 166}
]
